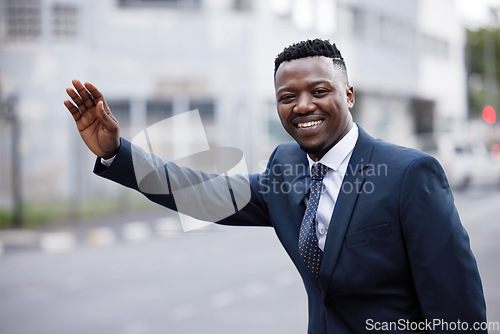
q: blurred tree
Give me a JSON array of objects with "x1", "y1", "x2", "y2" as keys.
[{"x1": 466, "y1": 27, "x2": 500, "y2": 120}]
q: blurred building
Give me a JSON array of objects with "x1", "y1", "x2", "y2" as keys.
[{"x1": 0, "y1": 0, "x2": 467, "y2": 210}]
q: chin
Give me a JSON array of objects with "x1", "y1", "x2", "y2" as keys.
[{"x1": 299, "y1": 142, "x2": 326, "y2": 156}]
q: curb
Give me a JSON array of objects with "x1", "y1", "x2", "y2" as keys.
[{"x1": 0, "y1": 217, "x2": 223, "y2": 257}]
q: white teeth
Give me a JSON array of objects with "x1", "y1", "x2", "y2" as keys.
[{"x1": 297, "y1": 120, "x2": 322, "y2": 128}]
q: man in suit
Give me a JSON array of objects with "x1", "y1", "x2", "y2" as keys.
[{"x1": 64, "y1": 39, "x2": 487, "y2": 333}]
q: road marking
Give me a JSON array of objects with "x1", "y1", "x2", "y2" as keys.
[
  {"x1": 61, "y1": 275, "x2": 86, "y2": 291},
  {"x1": 171, "y1": 304, "x2": 197, "y2": 321},
  {"x1": 0, "y1": 240, "x2": 3, "y2": 257},
  {"x1": 242, "y1": 280, "x2": 269, "y2": 298},
  {"x1": 273, "y1": 270, "x2": 297, "y2": 287},
  {"x1": 40, "y1": 231, "x2": 77, "y2": 253},
  {"x1": 210, "y1": 290, "x2": 235, "y2": 308},
  {"x1": 86, "y1": 227, "x2": 116, "y2": 246},
  {"x1": 167, "y1": 270, "x2": 301, "y2": 323},
  {"x1": 123, "y1": 320, "x2": 151, "y2": 334},
  {"x1": 155, "y1": 217, "x2": 182, "y2": 236},
  {"x1": 122, "y1": 221, "x2": 152, "y2": 242}
]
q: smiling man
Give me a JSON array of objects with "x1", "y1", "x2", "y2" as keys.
[
  {"x1": 65, "y1": 39, "x2": 486, "y2": 333},
  {"x1": 275, "y1": 49, "x2": 353, "y2": 161}
]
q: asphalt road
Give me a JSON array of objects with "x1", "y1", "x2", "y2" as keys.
[{"x1": 0, "y1": 187, "x2": 499, "y2": 334}]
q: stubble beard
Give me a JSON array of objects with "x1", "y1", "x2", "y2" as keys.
[{"x1": 299, "y1": 141, "x2": 326, "y2": 156}]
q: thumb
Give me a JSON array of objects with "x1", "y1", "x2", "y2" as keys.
[{"x1": 97, "y1": 101, "x2": 118, "y2": 131}]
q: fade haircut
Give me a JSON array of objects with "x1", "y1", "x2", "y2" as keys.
[{"x1": 274, "y1": 39, "x2": 348, "y2": 83}]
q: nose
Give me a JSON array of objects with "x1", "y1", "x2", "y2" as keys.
[{"x1": 293, "y1": 93, "x2": 316, "y2": 114}]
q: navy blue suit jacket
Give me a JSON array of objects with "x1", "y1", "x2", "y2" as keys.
[{"x1": 95, "y1": 126, "x2": 486, "y2": 333}]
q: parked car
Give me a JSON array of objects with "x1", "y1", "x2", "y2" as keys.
[{"x1": 416, "y1": 133, "x2": 500, "y2": 190}]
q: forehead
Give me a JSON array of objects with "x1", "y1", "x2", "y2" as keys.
[{"x1": 274, "y1": 56, "x2": 343, "y2": 89}]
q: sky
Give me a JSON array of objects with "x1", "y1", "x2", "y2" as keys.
[{"x1": 457, "y1": 0, "x2": 500, "y2": 28}]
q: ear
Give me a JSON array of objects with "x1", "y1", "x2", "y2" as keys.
[{"x1": 346, "y1": 85, "x2": 355, "y2": 109}]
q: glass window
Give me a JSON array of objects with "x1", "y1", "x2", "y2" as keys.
[
  {"x1": 351, "y1": 7, "x2": 367, "y2": 37},
  {"x1": 146, "y1": 100, "x2": 173, "y2": 126},
  {"x1": 411, "y1": 98, "x2": 434, "y2": 134},
  {"x1": 4, "y1": 0, "x2": 41, "y2": 42},
  {"x1": 233, "y1": 0, "x2": 252, "y2": 12},
  {"x1": 52, "y1": 4, "x2": 77, "y2": 40},
  {"x1": 189, "y1": 99, "x2": 215, "y2": 123},
  {"x1": 117, "y1": 0, "x2": 201, "y2": 9},
  {"x1": 107, "y1": 100, "x2": 131, "y2": 125}
]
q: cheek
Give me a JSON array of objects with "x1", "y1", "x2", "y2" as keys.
[{"x1": 277, "y1": 107, "x2": 290, "y2": 124}]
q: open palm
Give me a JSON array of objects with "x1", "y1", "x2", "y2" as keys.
[{"x1": 64, "y1": 79, "x2": 120, "y2": 159}]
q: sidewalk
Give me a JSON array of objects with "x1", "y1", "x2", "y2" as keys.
[{"x1": 0, "y1": 208, "x2": 221, "y2": 257}]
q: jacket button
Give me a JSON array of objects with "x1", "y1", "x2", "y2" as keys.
[{"x1": 324, "y1": 299, "x2": 334, "y2": 307}]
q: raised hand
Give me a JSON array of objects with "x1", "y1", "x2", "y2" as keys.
[{"x1": 64, "y1": 79, "x2": 120, "y2": 159}]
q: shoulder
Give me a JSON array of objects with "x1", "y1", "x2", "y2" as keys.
[
  {"x1": 269, "y1": 142, "x2": 307, "y2": 164},
  {"x1": 274, "y1": 142, "x2": 303, "y2": 155},
  {"x1": 373, "y1": 139, "x2": 433, "y2": 165},
  {"x1": 366, "y1": 136, "x2": 448, "y2": 188},
  {"x1": 358, "y1": 128, "x2": 437, "y2": 169}
]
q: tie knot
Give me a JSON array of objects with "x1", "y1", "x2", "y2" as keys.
[{"x1": 311, "y1": 163, "x2": 328, "y2": 181}]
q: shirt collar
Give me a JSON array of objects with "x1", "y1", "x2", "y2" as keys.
[{"x1": 307, "y1": 123, "x2": 359, "y2": 173}]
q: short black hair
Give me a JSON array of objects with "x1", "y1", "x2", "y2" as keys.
[{"x1": 274, "y1": 39, "x2": 346, "y2": 77}]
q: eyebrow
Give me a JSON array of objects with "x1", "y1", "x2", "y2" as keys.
[{"x1": 276, "y1": 80, "x2": 333, "y2": 95}]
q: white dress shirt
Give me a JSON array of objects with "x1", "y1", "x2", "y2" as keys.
[
  {"x1": 101, "y1": 155, "x2": 115, "y2": 167},
  {"x1": 306, "y1": 124, "x2": 359, "y2": 251}
]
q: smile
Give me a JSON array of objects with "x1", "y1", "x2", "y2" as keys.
[{"x1": 297, "y1": 120, "x2": 323, "y2": 128}]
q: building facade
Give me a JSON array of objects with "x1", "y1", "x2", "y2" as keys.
[{"x1": 0, "y1": 0, "x2": 467, "y2": 210}]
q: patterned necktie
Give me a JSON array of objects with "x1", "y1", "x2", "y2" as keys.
[{"x1": 299, "y1": 163, "x2": 328, "y2": 278}]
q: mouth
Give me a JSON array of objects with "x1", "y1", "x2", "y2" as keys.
[{"x1": 296, "y1": 120, "x2": 323, "y2": 129}]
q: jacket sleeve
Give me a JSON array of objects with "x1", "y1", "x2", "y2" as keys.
[
  {"x1": 399, "y1": 155, "x2": 487, "y2": 332},
  {"x1": 94, "y1": 137, "x2": 272, "y2": 227}
]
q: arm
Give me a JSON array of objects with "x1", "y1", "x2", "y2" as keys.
[
  {"x1": 66, "y1": 79, "x2": 272, "y2": 227},
  {"x1": 95, "y1": 137, "x2": 272, "y2": 227},
  {"x1": 400, "y1": 156, "x2": 486, "y2": 332}
]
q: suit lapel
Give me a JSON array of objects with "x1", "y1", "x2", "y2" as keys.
[
  {"x1": 319, "y1": 127, "x2": 375, "y2": 289},
  {"x1": 288, "y1": 157, "x2": 310, "y2": 230}
]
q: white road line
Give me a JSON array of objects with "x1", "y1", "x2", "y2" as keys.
[
  {"x1": 273, "y1": 270, "x2": 298, "y2": 287},
  {"x1": 60, "y1": 275, "x2": 86, "y2": 291},
  {"x1": 86, "y1": 227, "x2": 116, "y2": 246},
  {"x1": 171, "y1": 304, "x2": 198, "y2": 321},
  {"x1": 122, "y1": 221, "x2": 152, "y2": 242},
  {"x1": 122, "y1": 320, "x2": 151, "y2": 334},
  {"x1": 169, "y1": 272, "x2": 299, "y2": 318},
  {"x1": 241, "y1": 280, "x2": 270, "y2": 298},
  {"x1": 155, "y1": 217, "x2": 182, "y2": 236},
  {"x1": 40, "y1": 231, "x2": 77, "y2": 254},
  {"x1": 0, "y1": 240, "x2": 3, "y2": 257},
  {"x1": 210, "y1": 290, "x2": 236, "y2": 308}
]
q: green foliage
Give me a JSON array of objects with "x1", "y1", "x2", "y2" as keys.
[
  {"x1": 0, "y1": 198, "x2": 123, "y2": 229},
  {"x1": 466, "y1": 28, "x2": 500, "y2": 118}
]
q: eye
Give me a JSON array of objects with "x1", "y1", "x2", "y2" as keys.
[
  {"x1": 278, "y1": 94, "x2": 295, "y2": 103},
  {"x1": 313, "y1": 88, "x2": 329, "y2": 96}
]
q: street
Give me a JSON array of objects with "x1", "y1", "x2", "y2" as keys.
[
  {"x1": 0, "y1": 216, "x2": 308, "y2": 334},
  {"x1": 0, "y1": 187, "x2": 499, "y2": 334}
]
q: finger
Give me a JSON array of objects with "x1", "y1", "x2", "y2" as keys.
[
  {"x1": 66, "y1": 87, "x2": 87, "y2": 113},
  {"x1": 86, "y1": 83, "x2": 117, "y2": 122},
  {"x1": 84, "y1": 82, "x2": 105, "y2": 104},
  {"x1": 63, "y1": 99, "x2": 81, "y2": 121},
  {"x1": 72, "y1": 79, "x2": 95, "y2": 109}
]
